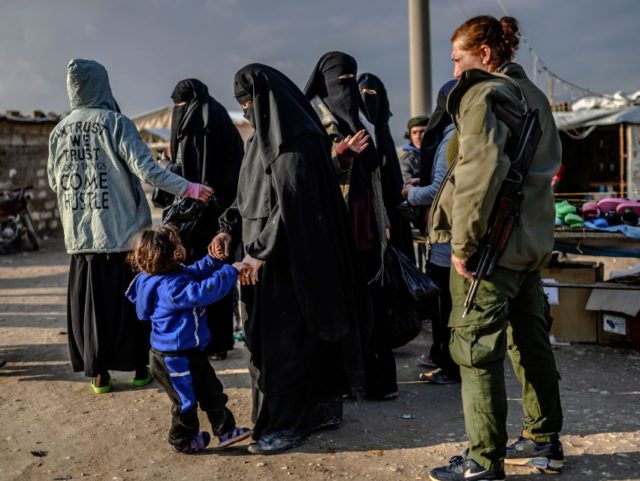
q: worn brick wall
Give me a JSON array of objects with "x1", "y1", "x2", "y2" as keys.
[{"x1": 0, "y1": 118, "x2": 61, "y2": 236}]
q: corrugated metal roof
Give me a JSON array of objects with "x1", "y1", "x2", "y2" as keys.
[{"x1": 0, "y1": 112, "x2": 60, "y2": 123}]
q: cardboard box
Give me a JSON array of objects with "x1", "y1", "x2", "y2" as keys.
[
  {"x1": 542, "y1": 261, "x2": 603, "y2": 343},
  {"x1": 586, "y1": 288, "x2": 640, "y2": 347}
]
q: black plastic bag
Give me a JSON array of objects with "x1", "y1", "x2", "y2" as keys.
[
  {"x1": 151, "y1": 187, "x2": 175, "y2": 208},
  {"x1": 386, "y1": 285, "x2": 422, "y2": 349},
  {"x1": 389, "y1": 246, "x2": 439, "y2": 301},
  {"x1": 384, "y1": 246, "x2": 438, "y2": 349},
  {"x1": 151, "y1": 158, "x2": 182, "y2": 208},
  {"x1": 162, "y1": 196, "x2": 213, "y2": 239}
]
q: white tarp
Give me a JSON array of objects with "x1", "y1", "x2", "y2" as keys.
[{"x1": 553, "y1": 105, "x2": 640, "y2": 130}]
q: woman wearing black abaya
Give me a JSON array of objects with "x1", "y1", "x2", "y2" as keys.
[
  {"x1": 358, "y1": 72, "x2": 415, "y2": 262},
  {"x1": 402, "y1": 80, "x2": 460, "y2": 384},
  {"x1": 210, "y1": 64, "x2": 370, "y2": 455},
  {"x1": 169, "y1": 79, "x2": 243, "y2": 358},
  {"x1": 304, "y1": 51, "x2": 397, "y2": 400}
]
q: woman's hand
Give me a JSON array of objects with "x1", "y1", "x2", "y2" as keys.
[
  {"x1": 451, "y1": 254, "x2": 474, "y2": 281},
  {"x1": 196, "y1": 184, "x2": 214, "y2": 201},
  {"x1": 404, "y1": 177, "x2": 420, "y2": 187},
  {"x1": 343, "y1": 129, "x2": 370, "y2": 154},
  {"x1": 184, "y1": 182, "x2": 214, "y2": 201},
  {"x1": 401, "y1": 185, "x2": 413, "y2": 200},
  {"x1": 208, "y1": 233, "x2": 232, "y2": 260},
  {"x1": 240, "y1": 255, "x2": 265, "y2": 285},
  {"x1": 232, "y1": 262, "x2": 251, "y2": 281}
]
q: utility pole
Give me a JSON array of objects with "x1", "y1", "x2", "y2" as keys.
[{"x1": 408, "y1": 0, "x2": 432, "y2": 116}]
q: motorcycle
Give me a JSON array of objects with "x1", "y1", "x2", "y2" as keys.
[{"x1": 0, "y1": 185, "x2": 39, "y2": 254}]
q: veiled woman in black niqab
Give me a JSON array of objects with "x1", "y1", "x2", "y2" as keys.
[
  {"x1": 358, "y1": 72, "x2": 415, "y2": 261},
  {"x1": 214, "y1": 63, "x2": 370, "y2": 454},
  {"x1": 169, "y1": 78, "x2": 244, "y2": 358},
  {"x1": 304, "y1": 51, "x2": 398, "y2": 400}
]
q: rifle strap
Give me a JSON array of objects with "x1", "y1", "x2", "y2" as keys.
[{"x1": 490, "y1": 70, "x2": 529, "y2": 113}]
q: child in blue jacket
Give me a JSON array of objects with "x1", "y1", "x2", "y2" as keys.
[{"x1": 126, "y1": 225, "x2": 252, "y2": 453}]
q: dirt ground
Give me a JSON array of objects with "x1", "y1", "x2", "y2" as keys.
[{"x1": 1, "y1": 237, "x2": 640, "y2": 481}]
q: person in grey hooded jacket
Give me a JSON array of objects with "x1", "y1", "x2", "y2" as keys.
[{"x1": 48, "y1": 58, "x2": 212, "y2": 393}]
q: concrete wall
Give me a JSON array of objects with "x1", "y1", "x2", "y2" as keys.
[{"x1": 0, "y1": 116, "x2": 61, "y2": 236}]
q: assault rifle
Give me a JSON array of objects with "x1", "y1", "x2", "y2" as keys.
[{"x1": 462, "y1": 105, "x2": 543, "y2": 317}]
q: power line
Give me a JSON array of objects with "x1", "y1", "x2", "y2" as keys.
[
  {"x1": 448, "y1": 0, "x2": 468, "y2": 19},
  {"x1": 495, "y1": 0, "x2": 609, "y2": 100}
]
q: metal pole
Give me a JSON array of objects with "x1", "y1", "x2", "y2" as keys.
[
  {"x1": 542, "y1": 282, "x2": 640, "y2": 291},
  {"x1": 408, "y1": 0, "x2": 432, "y2": 117},
  {"x1": 619, "y1": 123, "x2": 626, "y2": 197}
]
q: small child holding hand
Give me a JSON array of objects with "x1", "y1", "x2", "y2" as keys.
[{"x1": 126, "y1": 225, "x2": 252, "y2": 453}]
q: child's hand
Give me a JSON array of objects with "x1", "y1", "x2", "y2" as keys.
[
  {"x1": 209, "y1": 233, "x2": 232, "y2": 260},
  {"x1": 240, "y1": 255, "x2": 265, "y2": 285},
  {"x1": 232, "y1": 261, "x2": 248, "y2": 272},
  {"x1": 232, "y1": 262, "x2": 251, "y2": 284}
]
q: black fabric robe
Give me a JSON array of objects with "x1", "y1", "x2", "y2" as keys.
[
  {"x1": 358, "y1": 72, "x2": 415, "y2": 261},
  {"x1": 169, "y1": 78, "x2": 244, "y2": 353},
  {"x1": 304, "y1": 53, "x2": 397, "y2": 399},
  {"x1": 221, "y1": 64, "x2": 371, "y2": 438}
]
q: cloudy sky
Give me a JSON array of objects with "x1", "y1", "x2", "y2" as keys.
[{"x1": 1, "y1": 0, "x2": 638, "y2": 142}]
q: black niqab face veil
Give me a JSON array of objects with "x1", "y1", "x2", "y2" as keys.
[
  {"x1": 234, "y1": 63, "x2": 325, "y2": 167},
  {"x1": 358, "y1": 73, "x2": 391, "y2": 127},
  {"x1": 303, "y1": 51, "x2": 365, "y2": 136},
  {"x1": 170, "y1": 78, "x2": 209, "y2": 163},
  {"x1": 304, "y1": 52, "x2": 382, "y2": 199}
]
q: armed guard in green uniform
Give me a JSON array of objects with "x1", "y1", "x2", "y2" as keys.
[{"x1": 427, "y1": 15, "x2": 564, "y2": 481}]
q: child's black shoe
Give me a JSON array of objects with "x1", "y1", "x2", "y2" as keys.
[{"x1": 172, "y1": 431, "x2": 211, "y2": 454}]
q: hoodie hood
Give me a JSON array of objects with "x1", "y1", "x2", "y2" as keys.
[
  {"x1": 66, "y1": 58, "x2": 119, "y2": 111},
  {"x1": 125, "y1": 272, "x2": 163, "y2": 321},
  {"x1": 402, "y1": 140, "x2": 420, "y2": 154}
]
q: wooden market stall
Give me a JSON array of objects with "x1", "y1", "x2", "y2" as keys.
[{"x1": 553, "y1": 105, "x2": 640, "y2": 200}]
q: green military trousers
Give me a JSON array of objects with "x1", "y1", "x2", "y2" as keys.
[{"x1": 448, "y1": 266, "x2": 563, "y2": 472}]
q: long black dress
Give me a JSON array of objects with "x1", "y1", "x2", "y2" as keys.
[
  {"x1": 358, "y1": 73, "x2": 415, "y2": 261},
  {"x1": 170, "y1": 79, "x2": 243, "y2": 354},
  {"x1": 220, "y1": 64, "x2": 370, "y2": 446},
  {"x1": 304, "y1": 52, "x2": 397, "y2": 399}
]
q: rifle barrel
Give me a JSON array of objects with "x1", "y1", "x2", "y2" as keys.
[{"x1": 462, "y1": 278, "x2": 480, "y2": 317}]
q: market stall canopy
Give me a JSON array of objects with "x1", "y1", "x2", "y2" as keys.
[
  {"x1": 132, "y1": 104, "x2": 253, "y2": 145},
  {"x1": 554, "y1": 91, "x2": 640, "y2": 130},
  {"x1": 554, "y1": 105, "x2": 640, "y2": 130},
  {"x1": 140, "y1": 127, "x2": 170, "y2": 140}
]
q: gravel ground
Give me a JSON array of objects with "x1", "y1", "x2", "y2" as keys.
[{"x1": 1, "y1": 238, "x2": 639, "y2": 481}]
